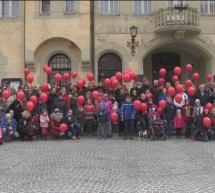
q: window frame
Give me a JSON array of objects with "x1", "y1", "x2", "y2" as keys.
[
  {"x1": 167, "y1": 0, "x2": 187, "y2": 7},
  {"x1": 64, "y1": 0, "x2": 75, "y2": 15},
  {"x1": 99, "y1": 0, "x2": 120, "y2": 16},
  {"x1": 0, "y1": 0, "x2": 19, "y2": 18},
  {"x1": 133, "y1": 0, "x2": 154, "y2": 16},
  {"x1": 200, "y1": 0, "x2": 215, "y2": 15},
  {"x1": 39, "y1": 0, "x2": 51, "y2": 16}
]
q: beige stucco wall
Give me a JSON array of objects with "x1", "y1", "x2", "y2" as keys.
[{"x1": 0, "y1": 0, "x2": 215, "y2": 86}]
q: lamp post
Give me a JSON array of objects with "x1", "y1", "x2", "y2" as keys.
[{"x1": 127, "y1": 26, "x2": 139, "y2": 56}]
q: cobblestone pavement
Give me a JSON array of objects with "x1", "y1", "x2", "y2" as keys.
[{"x1": 1, "y1": 137, "x2": 215, "y2": 193}]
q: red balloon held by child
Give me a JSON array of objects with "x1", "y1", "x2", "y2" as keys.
[
  {"x1": 134, "y1": 100, "x2": 141, "y2": 110},
  {"x1": 59, "y1": 123, "x2": 68, "y2": 132},
  {"x1": 111, "y1": 112, "x2": 118, "y2": 122}
]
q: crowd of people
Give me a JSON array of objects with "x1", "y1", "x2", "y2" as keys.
[{"x1": 0, "y1": 77, "x2": 215, "y2": 145}]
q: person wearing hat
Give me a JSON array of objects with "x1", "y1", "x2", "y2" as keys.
[
  {"x1": 1, "y1": 113, "x2": 19, "y2": 142},
  {"x1": 62, "y1": 110, "x2": 80, "y2": 140},
  {"x1": 97, "y1": 102, "x2": 109, "y2": 139}
]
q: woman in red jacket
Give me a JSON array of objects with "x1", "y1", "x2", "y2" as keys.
[{"x1": 174, "y1": 109, "x2": 185, "y2": 138}]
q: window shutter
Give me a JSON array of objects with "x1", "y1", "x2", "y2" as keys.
[
  {"x1": 134, "y1": 0, "x2": 142, "y2": 15},
  {"x1": 12, "y1": 0, "x2": 19, "y2": 16},
  {"x1": 2, "y1": 0, "x2": 9, "y2": 16},
  {"x1": 66, "y1": 0, "x2": 75, "y2": 13},
  {"x1": 113, "y1": 0, "x2": 119, "y2": 15},
  {"x1": 100, "y1": 0, "x2": 107, "y2": 14}
]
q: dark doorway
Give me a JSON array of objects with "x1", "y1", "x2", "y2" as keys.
[
  {"x1": 98, "y1": 53, "x2": 122, "y2": 81},
  {"x1": 152, "y1": 52, "x2": 180, "y2": 83}
]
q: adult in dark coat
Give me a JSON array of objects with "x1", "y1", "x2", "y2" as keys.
[
  {"x1": 139, "y1": 79, "x2": 153, "y2": 94},
  {"x1": 6, "y1": 99, "x2": 23, "y2": 123},
  {"x1": 51, "y1": 94, "x2": 68, "y2": 118},
  {"x1": 195, "y1": 84, "x2": 210, "y2": 106},
  {"x1": 47, "y1": 87, "x2": 58, "y2": 115}
]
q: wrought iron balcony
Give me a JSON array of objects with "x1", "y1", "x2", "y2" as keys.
[{"x1": 154, "y1": 7, "x2": 201, "y2": 36}]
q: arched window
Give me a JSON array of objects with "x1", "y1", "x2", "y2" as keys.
[
  {"x1": 48, "y1": 53, "x2": 71, "y2": 84},
  {"x1": 98, "y1": 53, "x2": 122, "y2": 81}
]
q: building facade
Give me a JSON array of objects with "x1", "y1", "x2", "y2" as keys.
[{"x1": 1, "y1": 0, "x2": 215, "y2": 86}]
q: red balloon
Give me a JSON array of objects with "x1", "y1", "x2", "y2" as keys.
[
  {"x1": 110, "y1": 112, "x2": 118, "y2": 122},
  {"x1": 112, "y1": 79, "x2": 119, "y2": 88},
  {"x1": 46, "y1": 67, "x2": 52, "y2": 75},
  {"x1": 146, "y1": 93, "x2": 153, "y2": 100},
  {"x1": 92, "y1": 91, "x2": 99, "y2": 100},
  {"x1": 185, "y1": 79, "x2": 192, "y2": 88},
  {"x1": 71, "y1": 71, "x2": 78, "y2": 79},
  {"x1": 186, "y1": 64, "x2": 193, "y2": 73},
  {"x1": 115, "y1": 72, "x2": 122, "y2": 81},
  {"x1": 140, "y1": 103, "x2": 147, "y2": 112},
  {"x1": 104, "y1": 78, "x2": 111, "y2": 87},
  {"x1": 2, "y1": 90, "x2": 10, "y2": 100},
  {"x1": 81, "y1": 78, "x2": 86, "y2": 85},
  {"x1": 59, "y1": 123, "x2": 68, "y2": 132},
  {"x1": 172, "y1": 75, "x2": 179, "y2": 82},
  {"x1": 111, "y1": 76, "x2": 117, "y2": 81},
  {"x1": 134, "y1": 100, "x2": 141, "y2": 110},
  {"x1": 203, "y1": 117, "x2": 211, "y2": 128},
  {"x1": 40, "y1": 93, "x2": 48, "y2": 103},
  {"x1": 159, "y1": 100, "x2": 167, "y2": 110},
  {"x1": 27, "y1": 74, "x2": 34, "y2": 84},
  {"x1": 30, "y1": 95, "x2": 38, "y2": 106},
  {"x1": 158, "y1": 78, "x2": 165, "y2": 86},
  {"x1": 42, "y1": 83, "x2": 49, "y2": 92},
  {"x1": 205, "y1": 103, "x2": 213, "y2": 111},
  {"x1": 24, "y1": 68, "x2": 30, "y2": 76},
  {"x1": 159, "y1": 68, "x2": 166, "y2": 77},
  {"x1": 193, "y1": 72, "x2": 199, "y2": 81},
  {"x1": 26, "y1": 101, "x2": 34, "y2": 112},
  {"x1": 87, "y1": 72, "x2": 94, "y2": 81},
  {"x1": 188, "y1": 86, "x2": 195, "y2": 97},
  {"x1": 157, "y1": 107, "x2": 163, "y2": 115},
  {"x1": 122, "y1": 73, "x2": 130, "y2": 83},
  {"x1": 174, "y1": 67, "x2": 182, "y2": 76},
  {"x1": 132, "y1": 72, "x2": 137, "y2": 81},
  {"x1": 167, "y1": 87, "x2": 175, "y2": 97},
  {"x1": 206, "y1": 74, "x2": 212, "y2": 82},
  {"x1": 175, "y1": 94, "x2": 183, "y2": 103},
  {"x1": 43, "y1": 65, "x2": 48, "y2": 72},
  {"x1": 77, "y1": 95, "x2": 85, "y2": 106},
  {"x1": 54, "y1": 73, "x2": 62, "y2": 83},
  {"x1": 176, "y1": 84, "x2": 183, "y2": 94},
  {"x1": 16, "y1": 90, "x2": 25, "y2": 101},
  {"x1": 77, "y1": 79, "x2": 84, "y2": 89},
  {"x1": 86, "y1": 104, "x2": 94, "y2": 112},
  {"x1": 63, "y1": 73, "x2": 70, "y2": 81}
]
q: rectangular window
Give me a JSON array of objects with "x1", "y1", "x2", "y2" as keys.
[
  {"x1": 1, "y1": 0, "x2": 19, "y2": 18},
  {"x1": 99, "y1": 0, "x2": 119, "y2": 15},
  {"x1": 65, "y1": 0, "x2": 75, "y2": 14},
  {"x1": 40, "y1": 0, "x2": 50, "y2": 15},
  {"x1": 167, "y1": 0, "x2": 186, "y2": 7},
  {"x1": 201, "y1": 0, "x2": 215, "y2": 15},
  {"x1": 133, "y1": 0, "x2": 153, "y2": 15}
]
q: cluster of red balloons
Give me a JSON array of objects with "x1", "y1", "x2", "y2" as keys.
[{"x1": 133, "y1": 100, "x2": 148, "y2": 112}]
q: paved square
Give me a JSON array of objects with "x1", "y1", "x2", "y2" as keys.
[{"x1": 0, "y1": 138, "x2": 215, "y2": 193}]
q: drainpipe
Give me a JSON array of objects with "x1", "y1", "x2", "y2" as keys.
[{"x1": 90, "y1": 0, "x2": 95, "y2": 75}]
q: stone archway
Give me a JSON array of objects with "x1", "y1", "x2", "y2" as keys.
[
  {"x1": 136, "y1": 34, "x2": 215, "y2": 84},
  {"x1": 34, "y1": 37, "x2": 81, "y2": 84}
]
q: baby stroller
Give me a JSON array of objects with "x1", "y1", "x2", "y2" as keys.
[{"x1": 148, "y1": 111, "x2": 166, "y2": 140}]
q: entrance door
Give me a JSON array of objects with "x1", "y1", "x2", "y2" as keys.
[{"x1": 152, "y1": 52, "x2": 180, "y2": 83}]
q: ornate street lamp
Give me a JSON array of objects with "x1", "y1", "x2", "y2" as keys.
[
  {"x1": 174, "y1": 3, "x2": 189, "y2": 11},
  {"x1": 127, "y1": 26, "x2": 139, "y2": 56}
]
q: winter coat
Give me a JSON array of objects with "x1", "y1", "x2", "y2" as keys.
[
  {"x1": 100, "y1": 99, "x2": 113, "y2": 116},
  {"x1": 6, "y1": 99, "x2": 23, "y2": 123},
  {"x1": 97, "y1": 109, "x2": 109, "y2": 123},
  {"x1": 51, "y1": 99, "x2": 67, "y2": 117},
  {"x1": 18, "y1": 117, "x2": 34, "y2": 136},
  {"x1": 120, "y1": 101, "x2": 135, "y2": 120},
  {"x1": 164, "y1": 102, "x2": 176, "y2": 121},
  {"x1": 70, "y1": 96, "x2": 78, "y2": 113},
  {"x1": 47, "y1": 93, "x2": 58, "y2": 115},
  {"x1": 1, "y1": 117, "x2": 17, "y2": 132},
  {"x1": 181, "y1": 104, "x2": 193, "y2": 121},
  {"x1": 63, "y1": 93, "x2": 71, "y2": 109},
  {"x1": 195, "y1": 91, "x2": 210, "y2": 106},
  {"x1": 49, "y1": 113, "x2": 62, "y2": 137},
  {"x1": 34, "y1": 103, "x2": 47, "y2": 116},
  {"x1": 174, "y1": 115, "x2": 185, "y2": 129},
  {"x1": 40, "y1": 114, "x2": 50, "y2": 128}
]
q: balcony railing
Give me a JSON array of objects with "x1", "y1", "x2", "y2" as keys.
[{"x1": 154, "y1": 7, "x2": 200, "y2": 34}]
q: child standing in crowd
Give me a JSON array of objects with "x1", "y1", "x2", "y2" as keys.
[
  {"x1": 111, "y1": 103, "x2": 119, "y2": 139},
  {"x1": 181, "y1": 99, "x2": 193, "y2": 138},
  {"x1": 76, "y1": 105, "x2": 85, "y2": 134},
  {"x1": 97, "y1": 102, "x2": 109, "y2": 138},
  {"x1": 164, "y1": 96, "x2": 176, "y2": 138},
  {"x1": 84, "y1": 99, "x2": 95, "y2": 137},
  {"x1": 40, "y1": 109, "x2": 50, "y2": 140},
  {"x1": 174, "y1": 109, "x2": 185, "y2": 138},
  {"x1": 120, "y1": 95, "x2": 135, "y2": 140}
]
